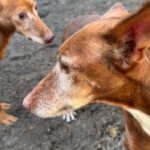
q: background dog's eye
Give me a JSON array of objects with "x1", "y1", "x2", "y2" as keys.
[
  {"x1": 60, "y1": 63, "x2": 70, "y2": 74},
  {"x1": 35, "y1": 6, "x2": 38, "y2": 10},
  {"x1": 18, "y1": 13, "x2": 26, "y2": 20}
]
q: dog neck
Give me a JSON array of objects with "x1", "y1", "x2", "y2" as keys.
[
  {"x1": 0, "y1": 22, "x2": 15, "y2": 59},
  {"x1": 94, "y1": 63, "x2": 150, "y2": 149},
  {"x1": 94, "y1": 57, "x2": 150, "y2": 138},
  {"x1": 0, "y1": 3, "x2": 16, "y2": 59},
  {"x1": 125, "y1": 58, "x2": 150, "y2": 138},
  {"x1": 126, "y1": 57, "x2": 150, "y2": 114},
  {"x1": 124, "y1": 111, "x2": 150, "y2": 150}
]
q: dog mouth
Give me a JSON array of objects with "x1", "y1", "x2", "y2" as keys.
[
  {"x1": 32, "y1": 105, "x2": 74, "y2": 118},
  {"x1": 27, "y1": 35, "x2": 54, "y2": 45},
  {"x1": 28, "y1": 37, "x2": 33, "y2": 41}
]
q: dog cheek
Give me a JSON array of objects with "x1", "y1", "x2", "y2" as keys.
[
  {"x1": 13, "y1": 20, "x2": 26, "y2": 34},
  {"x1": 70, "y1": 78, "x2": 94, "y2": 110}
]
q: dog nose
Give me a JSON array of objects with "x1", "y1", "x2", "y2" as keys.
[
  {"x1": 23, "y1": 95, "x2": 32, "y2": 110},
  {"x1": 44, "y1": 34, "x2": 54, "y2": 44}
]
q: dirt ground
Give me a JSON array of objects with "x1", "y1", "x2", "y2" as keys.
[{"x1": 0, "y1": 0, "x2": 144, "y2": 150}]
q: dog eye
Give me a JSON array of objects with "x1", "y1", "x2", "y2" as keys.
[
  {"x1": 35, "y1": 6, "x2": 38, "y2": 10},
  {"x1": 60, "y1": 63, "x2": 70, "y2": 74},
  {"x1": 18, "y1": 13, "x2": 27, "y2": 20}
]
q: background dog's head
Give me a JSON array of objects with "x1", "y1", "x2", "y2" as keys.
[
  {"x1": 23, "y1": 2, "x2": 150, "y2": 118},
  {"x1": 0, "y1": 0, "x2": 54, "y2": 44}
]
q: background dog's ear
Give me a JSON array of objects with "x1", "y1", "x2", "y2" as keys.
[
  {"x1": 101, "y1": 3, "x2": 128, "y2": 19},
  {"x1": 103, "y1": 2, "x2": 150, "y2": 63}
]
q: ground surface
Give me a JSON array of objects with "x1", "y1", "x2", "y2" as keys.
[{"x1": 0, "y1": 0, "x2": 144, "y2": 150}]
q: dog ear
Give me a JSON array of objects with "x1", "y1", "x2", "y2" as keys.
[
  {"x1": 101, "y1": 3, "x2": 128, "y2": 19},
  {"x1": 103, "y1": 2, "x2": 150, "y2": 64}
]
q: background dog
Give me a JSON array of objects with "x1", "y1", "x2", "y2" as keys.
[{"x1": 0, "y1": 0, "x2": 54, "y2": 125}]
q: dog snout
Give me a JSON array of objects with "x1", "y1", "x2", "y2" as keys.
[{"x1": 44, "y1": 34, "x2": 54, "y2": 44}]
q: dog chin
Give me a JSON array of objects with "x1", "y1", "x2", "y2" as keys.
[
  {"x1": 33, "y1": 105, "x2": 75, "y2": 118},
  {"x1": 32, "y1": 109, "x2": 64, "y2": 118},
  {"x1": 18, "y1": 31, "x2": 45, "y2": 44},
  {"x1": 28, "y1": 36, "x2": 44, "y2": 44}
]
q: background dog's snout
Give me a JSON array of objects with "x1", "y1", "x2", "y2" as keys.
[{"x1": 44, "y1": 34, "x2": 54, "y2": 44}]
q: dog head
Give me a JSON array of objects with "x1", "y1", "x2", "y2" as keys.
[
  {"x1": 23, "y1": 2, "x2": 150, "y2": 118},
  {"x1": 0, "y1": 0, "x2": 54, "y2": 44}
]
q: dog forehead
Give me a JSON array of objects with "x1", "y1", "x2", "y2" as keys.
[
  {"x1": 60, "y1": 21, "x2": 104, "y2": 51},
  {"x1": 2, "y1": 0, "x2": 34, "y2": 11},
  {"x1": 14, "y1": 0, "x2": 35, "y2": 8},
  {"x1": 11, "y1": 0, "x2": 35, "y2": 13},
  {"x1": 24, "y1": 0, "x2": 35, "y2": 7},
  {"x1": 59, "y1": 18, "x2": 119, "y2": 56}
]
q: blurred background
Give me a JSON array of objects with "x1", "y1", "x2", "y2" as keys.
[{"x1": 0, "y1": 0, "x2": 144, "y2": 150}]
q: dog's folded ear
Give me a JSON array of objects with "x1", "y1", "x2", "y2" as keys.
[{"x1": 103, "y1": 2, "x2": 150, "y2": 63}]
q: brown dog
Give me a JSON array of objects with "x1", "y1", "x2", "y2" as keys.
[
  {"x1": 0, "y1": 0, "x2": 54, "y2": 125},
  {"x1": 23, "y1": 2, "x2": 150, "y2": 150}
]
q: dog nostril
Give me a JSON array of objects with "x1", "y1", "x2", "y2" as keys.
[{"x1": 44, "y1": 35, "x2": 54, "y2": 44}]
